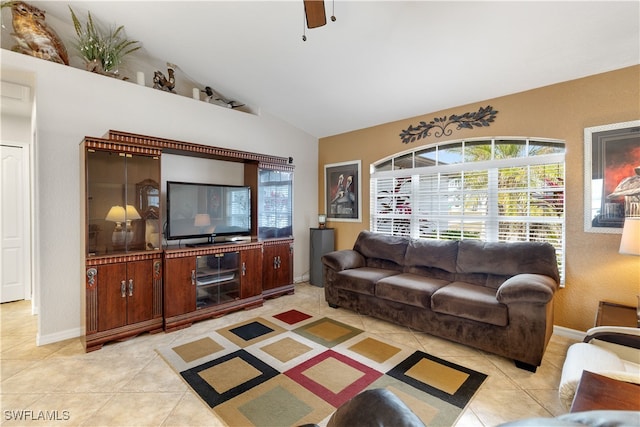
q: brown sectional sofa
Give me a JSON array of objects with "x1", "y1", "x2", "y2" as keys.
[{"x1": 321, "y1": 230, "x2": 560, "y2": 370}]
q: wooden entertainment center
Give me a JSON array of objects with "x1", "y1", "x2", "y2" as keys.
[{"x1": 81, "y1": 130, "x2": 294, "y2": 352}]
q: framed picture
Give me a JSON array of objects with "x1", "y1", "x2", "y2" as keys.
[
  {"x1": 584, "y1": 120, "x2": 640, "y2": 233},
  {"x1": 324, "y1": 160, "x2": 362, "y2": 222}
]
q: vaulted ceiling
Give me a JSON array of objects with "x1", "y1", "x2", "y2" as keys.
[{"x1": 8, "y1": 1, "x2": 640, "y2": 138}]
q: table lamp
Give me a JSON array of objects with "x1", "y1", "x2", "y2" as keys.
[
  {"x1": 619, "y1": 217, "x2": 640, "y2": 326},
  {"x1": 125, "y1": 205, "x2": 141, "y2": 244},
  {"x1": 105, "y1": 205, "x2": 126, "y2": 246},
  {"x1": 318, "y1": 214, "x2": 327, "y2": 229}
]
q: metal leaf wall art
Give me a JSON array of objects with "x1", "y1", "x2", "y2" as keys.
[{"x1": 400, "y1": 105, "x2": 499, "y2": 144}]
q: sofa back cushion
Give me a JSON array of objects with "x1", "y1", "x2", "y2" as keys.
[
  {"x1": 353, "y1": 230, "x2": 409, "y2": 271},
  {"x1": 404, "y1": 239, "x2": 459, "y2": 272},
  {"x1": 456, "y1": 240, "x2": 560, "y2": 284}
]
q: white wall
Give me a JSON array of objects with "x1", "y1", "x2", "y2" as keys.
[
  {"x1": 1, "y1": 50, "x2": 318, "y2": 345},
  {"x1": 0, "y1": 114, "x2": 31, "y2": 142}
]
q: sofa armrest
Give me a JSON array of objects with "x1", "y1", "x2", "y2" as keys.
[
  {"x1": 496, "y1": 273, "x2": 557, "y2": 304},
  {"x1": 321, "y1": 250, "x2": 365, "y2": 272}
]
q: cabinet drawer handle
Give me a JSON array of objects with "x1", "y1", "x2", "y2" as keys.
[
  {"x1": 121, "y1": 280, "x2": 126, "y2": 298},
  {"x1": 191, "y1": 270, "x2": 196, "y2": 285},
  {"x1": 128, "y1": 279, "x2": 134, "y2": 296},
  {"x1": 242, "y1": 262, "x2": 246, "y2": 276}
]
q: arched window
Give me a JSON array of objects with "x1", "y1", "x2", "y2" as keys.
[{"x1": 370, "y1": 137, "x2": 565, "y2": 283}]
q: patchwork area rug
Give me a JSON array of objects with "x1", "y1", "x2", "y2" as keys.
[{"x1": 157, "y1": 309, "x2": 487, "y2": 426}]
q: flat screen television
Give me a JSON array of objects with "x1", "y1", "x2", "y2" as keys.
[{"x1": 166, "y1": 181, "x2": 251, "y2": 244}]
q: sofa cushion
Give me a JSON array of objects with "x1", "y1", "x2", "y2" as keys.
[
  {"x1": 431, "y1": 282, "x2": 508, "y2": 326},
  {"x1": 376, "y1": 273, "x2": 449, "y2": 309},
  {"x1": 404, "y1": 238, "x2": 459, "y2": 273},
  {"x1": 353, "y1": 230, "x2": 409, "y2": 267},
  {"x1": 456, "y1": 240, "x2": 560, "y2": 284},
  {"x1": 335, "y1": 268, "x2": 400, "y2": 296}
]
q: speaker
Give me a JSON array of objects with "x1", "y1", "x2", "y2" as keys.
[{"x1": 288, "y1": 156, "x2": 293, "y2": 164}]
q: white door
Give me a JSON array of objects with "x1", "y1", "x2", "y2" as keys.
[{"x1": 1, "y1": 144, "x2": 31, "y2": 303}]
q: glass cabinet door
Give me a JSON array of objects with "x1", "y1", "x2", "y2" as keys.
[
  {"x1": 195, "y1": 252, "x2": 240, "y2": 308},
  {"x1": 127, "y1": 154, "x2": 161, "y2": 252},
  {"x1": 86, "y1": 149, "x2": 160, "y2": 256},
  {"x1": 258, "y1": 169, "x2": 293, "y2": 239}
]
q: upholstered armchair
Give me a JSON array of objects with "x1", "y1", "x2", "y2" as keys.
[{"x1": 559, "y1": 326, "x2": 640, "y2": 409}]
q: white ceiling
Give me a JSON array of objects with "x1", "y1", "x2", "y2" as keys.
[{"x1": 11, "y1": 1, "x2": 640, "y2": 138}]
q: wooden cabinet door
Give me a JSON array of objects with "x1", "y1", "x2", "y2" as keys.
[
  {"x1": 241, "y1": 247, "x2": 262, "y2": 298},
  {"x1": 97, "y1": 262, "x2": 127, "y2": 332},
  {"x1": 277, "y1": 244, "x2": 293, "y2": 286},
  {"x1": 126, "y1": 259, "x2": 154, "y2": 325},
  {"x1": 263, "y1": 242, "x2": 292, "y2": 291},
  {"x1": 262, "y1": 245, "x2": 278, "y2": 291},
  {"x1": 164, "y1": 256, "x2": 196, "y2": 318}
]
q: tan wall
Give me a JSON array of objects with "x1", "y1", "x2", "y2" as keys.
[{"x1": 318, "y1": 65, "x2": 640, "y2": 332}]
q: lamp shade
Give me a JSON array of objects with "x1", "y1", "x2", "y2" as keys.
[
  {"x1": 619, "y1": 217, "x2": 640, "y2": 256},
  {"x1": 105, "y1": 205, "x2": 126, "y2": 222},
  {"x1": 125, "y1": 204, "x2": 141, "y2": 221}
]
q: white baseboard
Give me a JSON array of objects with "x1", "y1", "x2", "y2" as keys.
[
  {"x1": 37, "y1": 327, "x2": 81, "y2": 346},
  {"x1": 294, "y1": 274, "x2": 310, "y2": 284},
  {"x1": 553, "y1": 325, "x2": 586, "y2": 341}
]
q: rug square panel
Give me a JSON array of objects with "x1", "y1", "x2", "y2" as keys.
[
  {"x1": 172, "y1": 337, "x2": 224, "y2": 363},
  {"x1": 216, "y1": 317, "x2": 285, "y2": 348},
  {"x1": 303, "y1": 356, "x2": 366, "y2": 393},
  {"x1": 348, "y1": 336, "x2": 401, "y2": 363},
  {"x1": 180, "y1": 349, "x2": 279, "y2": 408},
  {"x1": 156, "y1": 333, "x2": 242, "y2": 372},
  {"x1": 198, "y1": 357, "x2": 262, "y2": 394},
  {"x1": 272, "y1": 309, "x2": 313, "y2": 325},
  {"x1": 293, "y1": 317, "x2": 363, "y2": 347},
  {"x1": 331, "y1": 332, "x2": 416, "y2": 373},
  {"x1": 243, "y1": 331, "x2": 328, "y2": 373},
  {"x1": 285, "y1": 349, "x2": 383, "y2": 407},
  {"x1": 261, "y1": 336, "x2": 313, "y2": 363},
  {"x1": 386, "y1": 350, "x2": 487, "y2": 409},
  {"x1": 215, "y1": 375, "x2": 335, "y2": 427},
  {"x1": 389, "y1": 385, "x2": 441, "y2": 423},
  {"x1": 405, "y1": 357, "x2": 469, "y2": 395},
  {"x1": 231, "y1": 321, "x2": 274, "y2": 341},
  {"x1": 367, "y1": 375, "x2": 466, "y2": 427}
]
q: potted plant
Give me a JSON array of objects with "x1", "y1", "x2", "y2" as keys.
[{"x1": 69, "y1": 6, "x2": 140, "y2": 78}]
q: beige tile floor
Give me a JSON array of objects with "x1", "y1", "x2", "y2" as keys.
[{"x1": 1, "y1": 282, "x2": 577, "y2": 426}]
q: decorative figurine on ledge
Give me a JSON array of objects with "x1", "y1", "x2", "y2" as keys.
[
  {"x1": 2, "y1": 1, "x2": 69, "y2": 65},
  {"x1": 69, "y1": 6, "x2": 140, "y2": 79},
  {"x1": 202, "y1": 86, "x2": 244, "y2": 109},
  {"x1": 153, "y1": 68, "x2": 175, "y2": 92}
]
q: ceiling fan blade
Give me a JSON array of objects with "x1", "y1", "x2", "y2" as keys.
[{"x1": 304, "y1": 0, "x2": 327, "y2": 29}]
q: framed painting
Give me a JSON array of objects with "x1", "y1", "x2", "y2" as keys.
[
  {"x1": 584, "y1": 120, "x2": 640, "y2": 233},
  {"x1": 324, "y1": 160, "x2": 361, "y2": 222}
]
